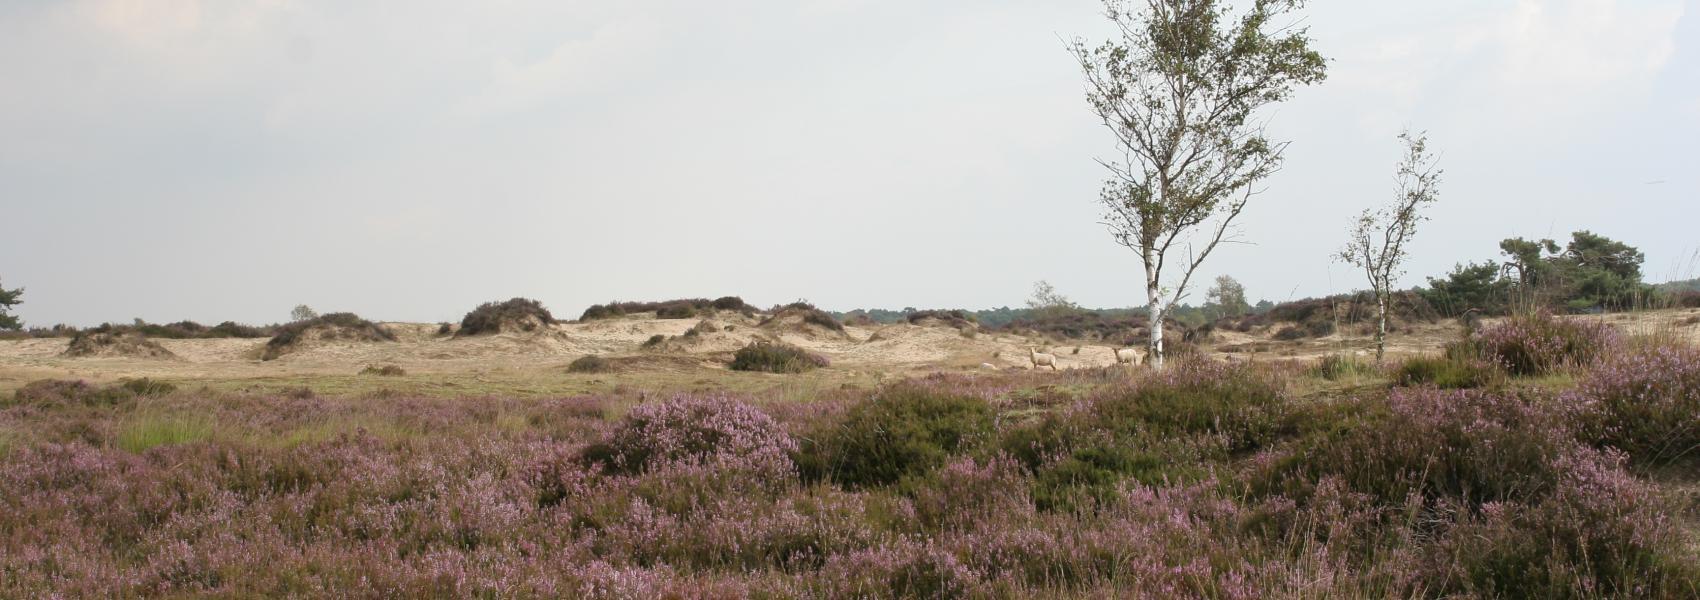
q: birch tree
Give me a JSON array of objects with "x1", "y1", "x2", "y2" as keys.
[
  {"x1": 1073, "y1": 0, "x2": 1326, "y2": 368},
  {"x1": 1337, "y1": 130, "x2": 1442, "y2": 361}
]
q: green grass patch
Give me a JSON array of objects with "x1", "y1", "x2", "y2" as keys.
[{"x1": 117, "y1": 415, "x2": 214, "y2": 452}]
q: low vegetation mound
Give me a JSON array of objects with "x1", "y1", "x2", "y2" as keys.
[
  {"x1": 729, "y1": 341, "x2": 829, "y2": 373},
  {"x1": 358, "y1": 364, "x2": 405, "y2": 377},
  {"x1": 796, "y1": 383, "x2": 994, "y2": 489},
  {"x1": 905, "y1": 309, "x2": 977, "y2": 330},
  {"x1": 8, "y1": 377, "x2": 176, "y2": 407},
  {"x1": 758, "y1": 302, "x2": 846, "y2": 335},
  {"x1": 456, "y1": 297, "x2": 555, "y2": 336},
  {"x1": 566, "y1": 355, "x2": 613, "y2": 374},
  {"x1": 579, "y1": 297, "x2": 754, "y2": 321},
  {"x1": 1225, "y1": 291, "x2": 1439, "y2": 339},
  {"x1": 262, "y1": 313, "x2": 396, "y2": 361},
  {"x1": 584, "y1": 395, "x2": 796, "y2": 482},
  {"x1": 60, "y1": 331, "x2": 177, "y2": 360},
  {"x1": 1458, "y1": 311, "x2": 1618, "y2": 376},
  {"x1": 1393, "y1": 355, "x2": 1501, "y2": 389}
]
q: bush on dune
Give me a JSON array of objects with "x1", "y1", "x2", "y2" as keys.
[
  {"x1": 579, "y1": 297, "x2": 755, "y2": 321},
  {"x1": 456, "y1": 297, "x2": 555, "y2": 336},
  {"x1": 729, "y1": 341, "x2": 829, "y2": 373}
]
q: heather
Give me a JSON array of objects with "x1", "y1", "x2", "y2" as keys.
[
  {"x1": 2, "y1": 361, "x2": 1697, "y2": 597},
  {"x1": 1464, "y1": 311, "x2": 1619, "y2": 376},
  {"x1": 1567, "y1": 341, "x2": 1700, "y2": 465}
]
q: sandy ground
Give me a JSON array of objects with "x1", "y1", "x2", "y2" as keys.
[{"x1": 4, "y1": 307, "x2": 1698, "y2": 396}]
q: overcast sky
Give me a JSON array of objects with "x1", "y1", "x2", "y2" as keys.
[{"x1": 2, "y1": 0, "x2": 1696, "y2": 327}]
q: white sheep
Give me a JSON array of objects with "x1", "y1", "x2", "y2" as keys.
[
  {"x1": 1028, "y1": 348, "x2": 1059, "y2": 371},
  {"x1": 1114, "y1": 347, "x2": 1144, "y2": 366}
]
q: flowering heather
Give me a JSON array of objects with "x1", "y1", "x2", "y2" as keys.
[
  {"x1": 1467, "y1": 311, "x2": 1620, "y2": 376},
  {"x1": 1, "y1": 362, "x2": 1697, "y2": 597},
  {"x1": 592, "y1": 394, "x2": 797, "y2": 483},
  {"x1": 1568, "y1": 342, "x2": 1700, "y2": 465}
]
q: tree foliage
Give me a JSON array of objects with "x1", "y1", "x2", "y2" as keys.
[
  {"x1": 1498, "y1": 231, "x2": 1646, "y2": 312},
  {"x1": 0, "y1": 279, "x2": 21, "y2": 330},
  {"x1": 1073, "y1": 0, "x2": 1326, "y2": 367},
  {"x1": 1204, "y1": 275, "x2": 1250, "y2": 319}
]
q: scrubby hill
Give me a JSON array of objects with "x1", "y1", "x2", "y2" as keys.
[
  {"x1": 262, "y1": 313, "x2": 396, "y2": 361},
  {"x1": 61, "y1": 331, "x2": 177, "y2": 360},
  {"x1": 758, "y1": 302, "x2": 848, "y2": 339},
  {"x1": 578, "y1": 297, "x2": 754, "y2": 321},
  {"x1": 456, "y1": 298, "x2": 556, "y2": 336}
]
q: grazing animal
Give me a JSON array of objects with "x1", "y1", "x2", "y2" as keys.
[
  {"x1": 1028, "y1": 348, "x2": 1059, "y2": 371},
  {"x1": 1114, "y1": 347, "x2": 1144, "y2": 366}
]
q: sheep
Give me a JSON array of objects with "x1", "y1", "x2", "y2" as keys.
[
  {"x1": 1114, "y1": 347, "x2": 1144, "y2": 366},
  {"x1": 1028, "y1": 347, "x2": 1059, "y2": 371}
]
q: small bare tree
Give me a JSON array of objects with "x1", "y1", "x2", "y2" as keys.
[
  {"x1": 291, "y1": 304, "x2": 318, "y2": 322},
  {"x1": 1337, "y1": 130, "x2": 1442, "y2": 361},
  {"x1": 1073, "y1": 0, "x2": 1327, "y2": 368},
  {"x1": 1026, "y1": 280, "x2": 1080, "y2": 320}
]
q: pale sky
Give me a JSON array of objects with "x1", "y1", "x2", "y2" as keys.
[{"x1": 2, "y1": 0, "x2": 1696, "y2": 327}]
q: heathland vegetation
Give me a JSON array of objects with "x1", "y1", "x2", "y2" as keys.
[{"x1": 2, "y1": 311, "x2": 1696, "y2": 596}]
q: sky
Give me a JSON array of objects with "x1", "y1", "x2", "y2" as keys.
[{"x1": 1, "y1": 0, "x2": 1696, "y2": 327}]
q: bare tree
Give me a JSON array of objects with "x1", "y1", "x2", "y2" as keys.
[
  {"x1": 291, "y1": 304, "x2": 318, "y2": 322},
  {"x1": 1073, "y1": 0, "x2": 1326, "y2": 368},
  {"x1": 1337, "y1": 130, "x2": 1442, "y2": 361},
  {"x1": 1026, "y1": 280, "x2": 1080, "y2": 320}
]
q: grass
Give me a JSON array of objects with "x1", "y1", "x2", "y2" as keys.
[{"x1": 116, "y1": 413, "x2": 214, "y2": 452}]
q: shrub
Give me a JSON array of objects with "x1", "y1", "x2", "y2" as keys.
[
  {"x1": 641, "y1": 334, "x2": 667, "y2": 348},
  {"x1": 457, "y1": 298, "x2": 554, "y2": 336},
  {"x1": 588, "y1": 395, "x2": 797, "y2": 482},
  {"x1": 1567, "y1": 343, "x2": 1700, "y2": 465},
  {"x1": 1424, "y1": 447, "x2": 1697, "y2": 597},
  {"x1": 1256, "y1": 387, "x2": 1573, "y2": 507},
  {"x1": 9, "y1": 378, "x2": 178, "y2": 408},
  {"x1": 1393, "y1": 355, "x2": 1501, "y2": 389},
  {"x1": 797, "y1": 384, "x2": 993, "y2": 489},
  {"x1": 1088, "y1": 360, "x2": 1289, "y2": 454},
  {"x1": 567, "y1": 355, "x2": 613, "y2": 374},
  {"x1": 264, "y1": 313, "x2": 395, "y2": 360},
  {"x1": 359, "y1": 364, "x2": 406, "y2": 377},
  {"x1": 729, "y1": 341, "x2": 829, "y2": 373},
  {"x1": 1466, "y1": 311, "x2": 1619, "y2": 376}
]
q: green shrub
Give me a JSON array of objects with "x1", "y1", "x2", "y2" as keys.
[
  {"x1": 729, "y1": 341, "x2": 828, "y2": 373},
  {"x1": 359, "y1": 364, "x2": 406, "y2": 377},
  {"x1": 641, "y1": 334, "x2": 667, "y2": 348},
  {"x1": 567, "y1": 355, "x2": 613, "y2": 374},
  {"x1": 797, "y1": 384, "x2": 993, "y2": 489},
  {"x1": 1088, "y1": 360, "x2": 1288, "y2": 454},
  {"x1": 1394, "y1": 356, "x2": 1500, "y2": 389}
]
